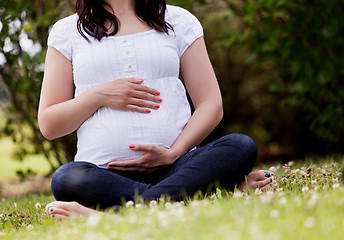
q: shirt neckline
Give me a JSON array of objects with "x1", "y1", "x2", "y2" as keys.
[{"x1": 104, "y1": 28, "x2": 156, "y2": 39}]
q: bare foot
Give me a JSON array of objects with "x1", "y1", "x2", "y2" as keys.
[
  {"x1": 45, "y1": 201, "x2": 104, "y2": 220},
  {"x1": 237, "y1": 170, "x2": 273, "y2": 192}
]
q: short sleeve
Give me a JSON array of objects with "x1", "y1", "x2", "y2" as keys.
[
  {"x1": 167, "y1": 6, "x2": 204, "y2": 57},
  {"x1": 47, "y1": 16, "x2": 73, "y2": 61}
]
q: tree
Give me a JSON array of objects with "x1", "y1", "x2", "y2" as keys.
[
  {"x1": 172, "y1": 0, "x2": 344, "y2": 157},
  {"x1": 0, "y1": 0, "x2": 75, "y2": 174},
  {"x1": 226, "y1": 0, "x2": 344, "y2": 142}
]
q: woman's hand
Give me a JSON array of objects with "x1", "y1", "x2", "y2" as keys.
[
  {"x1": 106, "y1": 144, "x2": 177, "y2": 172},
  {"x1": 93, "y1": 78, "x2": 162, "y2": 113}
]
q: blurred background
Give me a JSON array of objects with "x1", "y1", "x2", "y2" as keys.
[{"x1": 0, "y1": 0, "x2": 343, "y2": 181}]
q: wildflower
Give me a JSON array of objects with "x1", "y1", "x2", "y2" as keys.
[
  {"x1": 190, "y1": 200, "x2": 209, "y2": 208},
  {"x1": 190, "y1": 201, "x2": 201, "y2": 208},
  {"x1": 279, "y1": 197, "x2": 287, "y2": 205},
  {"x1": 304, "y1": 217, "x2": 316, "y2": 228},
  {"x1": 157, "y1": 211, "x2": 169, "y2": 226},
  {"x1": 333, "y1": 183, "x2": 340, "y2": 189},
  {"x1": 149, "y1": 200, "x2": 157, "y2": 207},
  {"x1": 172, "y1": 202, "x2": 183, "y2": 208},
  {"x1": 109, "y1": 232, "x2": 118, "y2": 238},
  {"x1": 126, "y1": 201, "x2": 134, "y2": 208},
  {"x1": 164, "y1": 202, "x2": 172, "y2": 209},
  {"x1": 259, "y1": 190, "x2": 275, "y2": 203},
  {"x1": 278, "y1": 192, "x2": 285, "y2": 197},
  {"x1": 14, "y1": 203, "x2": 17, "y2": 208},
  {"x1": 233, "y1": 191, "x2": 243, "y2": 199},
  {"x1": 266, "y1": 190, "x2": 275, "y2": 198},
  {"x1": 135, "y1": 203, "x2": 143, "y2": 208},
  {"x1": 269, "y1": 167, "x2": 276, "y2": 174},
  {"x1": 302, "y1": 186, "x2": 309, "y2": 193},
  {"x1": 127, "y1": 213, "x2": 138, "y2": 224},
  {"x1": 307, "y1": 192, "x2": 319, "y2": 208},
  {"x1": 270, "y1": 209, "x2": 280, "y2": 218},
  {"x1": 171, "y1": 208, "x2": 184, "y2": 218},
  {"x1": 86, "y1": 214, "x2": 102, "y2": 227},
  {"x1": 287, "y1": 161, "x2": 294, "y2": 166},
  {"x1": 35, "y1": 203, "x2": 41, "y2": 209},
  {"x1": 255, "y1": 188, "x2": 262, "y2": 195}
]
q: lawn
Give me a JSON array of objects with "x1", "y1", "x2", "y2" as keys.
[
  {"x1": 0, "y1": 138, "x2": 51, "y2": 179},
  {"x1": 0, "y1": 157, "x2": 343, "y2": 239}
]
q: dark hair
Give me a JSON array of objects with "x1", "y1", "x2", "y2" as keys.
[{"x1": 76, "y1": 0, "x2": 173, "y2": 42}]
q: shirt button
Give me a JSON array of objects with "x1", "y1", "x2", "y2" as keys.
[
  {"x1": 128, "y1": 65, "x2": 132, "y2": 69},
  {"x1": 123, "y1": 40, "x2": 127, "y2": 43}
]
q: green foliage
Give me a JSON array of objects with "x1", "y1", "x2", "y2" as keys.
[
  {"x1": 226, "y1": 0, "x2": 344, "y2": 141},
  {"x1": 0, "y1": 0, "x2": 76, "y2": 172}
]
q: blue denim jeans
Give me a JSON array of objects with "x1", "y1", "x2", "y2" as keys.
[{"x1": 51, "y1": 134, "x2": 257, "y2": 208}]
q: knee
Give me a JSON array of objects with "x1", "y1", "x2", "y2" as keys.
[
  {"x1": 51, "y1": 162, "x2": 95, "y2": 199},
  {"x1": 221, "y1": 133, "x2": 258, "y2": 162},
  {"x1": 221, "y1": 133, "x2": 257, "y2": 149},
  {"x1": 233, "y1": 133, "x2": 257, "y2": 155}
]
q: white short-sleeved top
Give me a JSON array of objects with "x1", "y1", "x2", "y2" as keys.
[{"x1": 47, "y1": 5, "x2": 203, "y2": 166}]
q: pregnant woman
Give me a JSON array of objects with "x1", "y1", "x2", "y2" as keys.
[{"x1": 39, "y1": 0, "x2": 272, "y2": 219}]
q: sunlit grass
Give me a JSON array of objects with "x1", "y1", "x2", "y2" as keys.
[
  {"x1": 0, "y1": 138, "x2": 51, "y2": 179},
  {"x1": 0, "y1": 158, "x2": 343, "y2": 239}
]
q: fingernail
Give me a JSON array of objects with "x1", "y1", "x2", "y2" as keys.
[
  {"x1": 156, "y1": 91, "x2": 160, "y2": 95},
  {"x1": 270, "y1": 178, "x2": 272, "y2": 182},
  {"x1": 138, "y1": 78, "x2": 144, "y2": 81},
  {"x1": 146, "y1": 109, "x2": 151, "y2": 113},
  {"x1": 50, "y1": 208, "x2": 54, "y2": 212},
  {"x1": 265, "y1": 172, "x2": 271, "y2": 178},
  {"x1": 157, "y1": 97, "x2": 162, "y2": 102},
  {"x1": 129, "y1": 144, "x2": 135, "y2": 149},
  {"x1": 52, "y1": 214, "x2": 55, "y2": 218},
  {"x1": 155, "y1": 104, "x2": 160, "y2": 109}
]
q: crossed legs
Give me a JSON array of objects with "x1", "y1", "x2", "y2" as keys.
[{"x1": 46, "y1": 134, "x2": 273, "y2": 219}]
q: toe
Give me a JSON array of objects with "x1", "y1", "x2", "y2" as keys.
[{"x1": 257, "y1": 177, "x2": 272, "y2": 189}]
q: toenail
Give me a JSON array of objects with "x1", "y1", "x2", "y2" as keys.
[{"x1": 265, "y1": 172, "x2": 271, "y2": 178}]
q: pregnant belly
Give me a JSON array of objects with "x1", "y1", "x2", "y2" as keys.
[{"x1": 74, "y1": 78, "x2": 191, "y2": 166}]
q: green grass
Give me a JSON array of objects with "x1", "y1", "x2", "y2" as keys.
[
  {"x1": 0, "y1": 158, "x2": 343, "y2": 239},
  {"x1": 0, "y1": 138, "x2": 51, "y2": 179}
]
